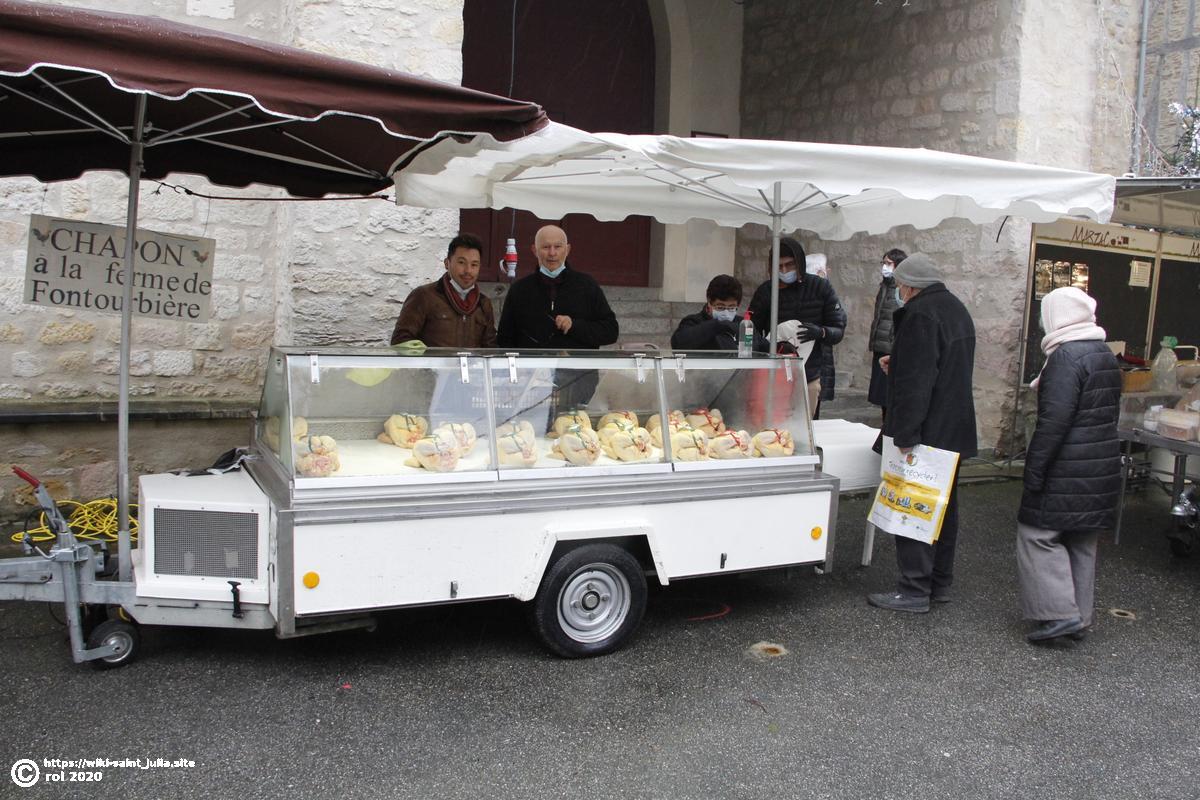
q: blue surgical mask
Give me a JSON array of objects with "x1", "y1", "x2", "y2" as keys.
[
  {"x1": 539, "y1": 264, "x2": 566, "y2": 278},
  {"x1": 711, "y1": 308, "x2": 738, "y2": 323},
  {"x1": 894, "y1": 287, "x2": 906, "y2": 307},
  {"x1": 779, "y1": 270, "x2": 798, "y2": 285}
]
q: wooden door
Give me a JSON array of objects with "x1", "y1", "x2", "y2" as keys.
[{"x1": 461, "y1": 0, "x2": 655, "y2": 286}]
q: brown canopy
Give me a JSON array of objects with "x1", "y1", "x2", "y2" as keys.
[{"x1": 0, "y1": 0, "x2": 547, "y2": 196}]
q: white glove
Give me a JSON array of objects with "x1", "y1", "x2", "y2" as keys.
[{"x1": 775, "y1": 319, "x2": 802, "y2": 348}]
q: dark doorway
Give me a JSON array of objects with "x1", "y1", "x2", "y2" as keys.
[{"x1": 461, "y1": 0, "x2": 655, "y2": 286}]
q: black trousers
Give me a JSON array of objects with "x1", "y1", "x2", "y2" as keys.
[{"x1": 894, "y1": 471, "x2": 961, "y2": 597}]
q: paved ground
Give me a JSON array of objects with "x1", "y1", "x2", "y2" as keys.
[{"x1": 1, "y1": 476, "x2": 1198, "y2": 799}]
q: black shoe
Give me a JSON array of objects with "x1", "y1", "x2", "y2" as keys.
[
  {"x1": 931, "y1": 592, "x2": 951, "y2": 604},
  {"x1": 867, "y1": 592, "x2": 930, "y2": 614},
  {"x1": 1026, "y1": 617, "x2": 1085, "y2": 643},
  {"x1": 1066, "y1": 625, "x2": 1090, "y2": 641}
]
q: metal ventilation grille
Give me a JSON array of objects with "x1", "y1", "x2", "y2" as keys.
[{"x1": 153, "y1": 508, "x2": 258, "y2": 579}]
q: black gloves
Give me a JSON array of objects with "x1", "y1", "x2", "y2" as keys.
[{"x1": 796, "y1": 322, "x2": 824, "y2": 343}]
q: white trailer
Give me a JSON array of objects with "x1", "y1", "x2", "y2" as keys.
[{"x1": 1, "y1": 347, "x2": 841, "y2": 665}]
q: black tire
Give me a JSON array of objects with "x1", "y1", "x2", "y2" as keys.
[
  {"x1": 529, "y1": 543, "x2": 647, "y2": 658},
  {"x1": 86, "y1": 619, "x2": 140, "y2": 670}
]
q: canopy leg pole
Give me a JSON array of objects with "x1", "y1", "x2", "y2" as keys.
[
  {"x1": 117, "y1": 94, "x2": 147, "y2": 583},
  {"x1": 766, "y1": 182, "x2": 783, "y2": 424}
]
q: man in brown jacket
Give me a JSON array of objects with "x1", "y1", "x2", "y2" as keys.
[{"x1": 390, "y1": 233, "x2": 498, "y2": 348}]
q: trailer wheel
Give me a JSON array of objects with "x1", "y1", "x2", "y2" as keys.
[
  {"x1": 86, "y1": 619, "x2": 140, "y2": 670},
  {"x1": 1168, "y1": 530, "x2": 1193, "y2": 558},
  {"x1": 530, "y1": 544, "x2": 647, "y2": 658}
]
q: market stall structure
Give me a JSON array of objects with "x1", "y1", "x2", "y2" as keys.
[{"x1": 0, "y1": 3, "x2": 1119, "y2": 669}]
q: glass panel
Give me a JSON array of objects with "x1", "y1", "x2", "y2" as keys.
[
  {"x1": 659, "y1": 355, "x2": 814, "y2": 461},
  {"x1": 257, "y1": 350, "x2": 294, "y2": 475},
  {"x1": 489, "y1": 356, "x2": 665, "y2": 470},
  {"x1": 285, "y1": 355, "x2": 493, "y2": 478}
]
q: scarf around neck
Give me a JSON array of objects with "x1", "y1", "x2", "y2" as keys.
[
  {"x1": 442, "y1": 273, "x2": 480, "y2": 315},
  {"x1": 1030, "y1": 320, "x2": 1107, "y2": 389}
]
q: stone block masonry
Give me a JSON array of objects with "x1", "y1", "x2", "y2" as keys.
[{"x1": 738, "y1": 0, "x2": 1137, "y2": 450}]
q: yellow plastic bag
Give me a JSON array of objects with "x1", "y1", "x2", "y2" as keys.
[{"x1": 868, "y1": 436, "x2": 960, "y2": 544}]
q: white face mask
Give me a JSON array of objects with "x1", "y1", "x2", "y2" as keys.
[
  {"x1": 448, "y1": 277, "x2": 472, "y2": 298},
  {"x1": 539, "y1": 264, "x2": 566, "y2": 279},
  {"x1": 881, "y1": 265, "x2": 894, "y2": 279},
  {"x1": 711, "y1": 307, "x2": 738, "y2": 323},
  {"x1": 779, "y1": 269, "x2": 798, "y2": 285}
]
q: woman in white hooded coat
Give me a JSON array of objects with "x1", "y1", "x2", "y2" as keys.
[{"x1": 1017, "y1": 287, "x2": 1121, "y2": 644}]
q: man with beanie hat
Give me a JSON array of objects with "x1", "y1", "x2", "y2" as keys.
[
  {"x1": 868, "y1": 252, "x2": 977, "y2": 614},
  {"x1": 747, "y1": 237, "x2": 846, "y2": 418}
]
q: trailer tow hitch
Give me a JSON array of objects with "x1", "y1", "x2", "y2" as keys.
[{"x1": 228, "y1": 580, "x2": 244, "y2": 619}]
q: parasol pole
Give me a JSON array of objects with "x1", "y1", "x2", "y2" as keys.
[
  {"x1": 768, "y1": 182, "x2": 782, "y2": 344},
  {"x1": 116, "y1": 94, "x2": 147, "y2": 582},
  {"x1": 766, "y1": 181, "x2": 782, "y2": 423}
]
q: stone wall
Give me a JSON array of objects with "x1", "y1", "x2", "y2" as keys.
[
  {"x1": 737, "y1": 0, "x2": 1138, "y2": 452},
  {"x1": 1138, "y1": 0, "x2": 1200, "y2": 173},
  {"x1": 0, "y1": 0, "x2": 464, "y2": 523}
]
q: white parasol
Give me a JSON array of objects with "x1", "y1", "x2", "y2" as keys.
[{"x1": 395, "y1": 121, "x2": 1116, "y2": 340}]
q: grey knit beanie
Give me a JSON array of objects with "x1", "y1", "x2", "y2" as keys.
[{"x1": 892, "y1": 252, "x2": 941, "y2": 288}]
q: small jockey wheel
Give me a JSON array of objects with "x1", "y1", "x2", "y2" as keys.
[
  {"x1": 85, "y1": 619, "x2": 140, "y2": 670},
  {"x1": 1168, "y1": 485, "x2": 1198, "y2": 558}
]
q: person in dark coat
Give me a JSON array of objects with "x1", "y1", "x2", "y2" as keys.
[
  {"x1": 496, "y1": 225, "x2": 618, "y2": 350},
  {"x1": 747, "y1": 237, "x2": 846, "y2": 419},
  {"x1": 806, "y1": 253, "x2": 839, "y2": 406},
  {"x1": 497, "y1": 225, "x2": 618, "y2": 413},
  {"x1": 1017, "y1": 287, "x2": 1121, "y2": 643},
  {"x1": 867, "y1": 248, "x2": 906, "y2": 422},
  {"x1": 390, "y1": 233, "x2": 497, "y2": 348},
  {"x1": 671, "y1": 274, "x2": 768, "y2": 352},
  {"x1": 867, "y1": 252, "x2": 977, "y2": 614}
]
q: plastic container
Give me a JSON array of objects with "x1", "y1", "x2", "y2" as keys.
[
  {"x1": 738, "y1": 312, "x2": 754, "y2": 358},
  {"x1": 1143, "y1": 405, "x2": 1162, "y2": 432},
  {"x1": 1157, "y1": 408, "x2": 1199, "y2": 441},
  {"x1": 1152, "y1": 336, "x2": 1179, "y2": 392}
]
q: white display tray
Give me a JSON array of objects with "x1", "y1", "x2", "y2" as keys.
[
  {"x1": 289, "y1": 429, "x2": 823, "y2": 487},
  {"x1": 670, "y1": 453, "x2": 820, "y2": 471},
  {"x1": 498, "y1": 436, "x2": 670, "y2": 480}
]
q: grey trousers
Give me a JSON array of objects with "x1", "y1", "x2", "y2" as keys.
[{"x1": 1015, "y1": 522, "x2": 1099, "y2": 626}]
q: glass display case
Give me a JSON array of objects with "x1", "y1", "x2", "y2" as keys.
[
  {"x1": 255, "y1": 348, "x2": 817, "y2": 485},
  {"x1": 659, "y1": 353, "x2": 814, "y2": 470}
]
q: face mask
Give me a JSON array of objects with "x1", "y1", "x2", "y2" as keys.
[
  {"x1": 779, "y1": 270, "x2": 798, "y2": 285},
  {"x1": 711, "y1": 308, "x2": 738, "y2": 323},
  {"x1": 448, "y1": 277, "x2": 472, "y2": 298},
  {"x1": 894, "y1": 287, "x2": 906, "y2": 307},
  {"x1": 539, "y1": 265, "x2": 566, "y2": 279},
  {"x1": 881, "y1": 265, "x2": 894, "y2": 279}
]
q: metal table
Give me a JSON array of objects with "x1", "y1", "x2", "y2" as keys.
[{"x1": 1116, "y1": 426, "x2": 1200, "y2": 544}]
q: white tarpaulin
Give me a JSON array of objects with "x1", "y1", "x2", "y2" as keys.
[
  {"x1": 394, "y1": 122, "x2": 1115, "y2": 241},
  {"x1": 394, "y1": 121, "x2": 1115, "y2": 345}
]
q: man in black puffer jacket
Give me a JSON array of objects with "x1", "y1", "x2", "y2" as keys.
[
  {"x1": 1017, "y1": 287, "x2": 1121, "y2": 644},
  {"x1": 747, "y1": 237, "x2": 846, "y2": 418},
  {"x1": 868, "y1": 253, "x2": 976, "y2": 614}
]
